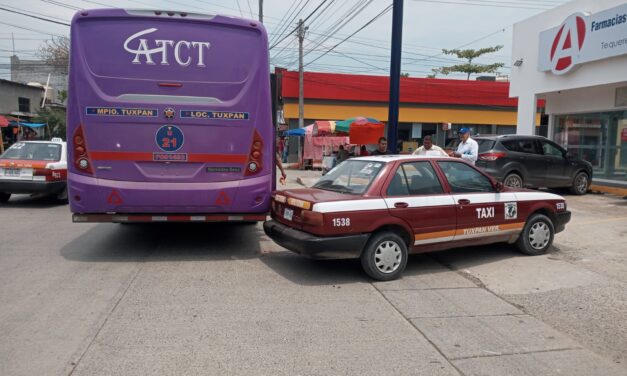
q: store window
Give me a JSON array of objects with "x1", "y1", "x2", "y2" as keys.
[{"x1": 554, "y1": 111, "x2": 627, "y2": 181}]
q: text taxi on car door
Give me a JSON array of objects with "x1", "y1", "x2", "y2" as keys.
[
  {"x1": 0, "y1": 138, "x2": 68, "y2": 203},
  {"x1": 264, "y1": 155, "x2": 571, "y2": 281}
]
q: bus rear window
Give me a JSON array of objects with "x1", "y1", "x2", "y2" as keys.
[{"x1": 76, "y1": 18, "x2": 261, "y2": 84}]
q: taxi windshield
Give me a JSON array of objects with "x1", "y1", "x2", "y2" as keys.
[
  {"x1": 314, "y1": 160, "x2": 384, "y2": 195},
  {"x1": 1, "y1": 142, "x2": 62, "y2": 161}
]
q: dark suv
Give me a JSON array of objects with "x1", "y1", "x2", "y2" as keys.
[{"x1": 471, "y1": 135, "x2": 592, "y2": 195}]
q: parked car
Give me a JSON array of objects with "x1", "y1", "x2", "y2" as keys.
[
  {"x1": 264, "y1": 155, "x2": 571, "y2": 280},
  {"x1": 0, "y1": 138, "x2": 68, "y2": 203},
  {"x1": 470, "y1": 135, "x2": 593, "y2": 195}
]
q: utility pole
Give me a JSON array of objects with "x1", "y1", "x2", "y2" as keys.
[
  {"x1": 297, "y1": 19, "x2": 307, "y2": 130},
  {"x1": 258, "y1": 0, "x2": 263, "y2": 22},
  {"x1": 387, "y1": 0, "x2": 404, "y2": 154}
]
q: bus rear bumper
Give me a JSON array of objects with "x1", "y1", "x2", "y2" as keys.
[
  {"x1": 68, "y1": 172, "x2": 271, "y2": 214},
  {"x1": 73, "y1": 213, "x2": 267, "y2": 223}
]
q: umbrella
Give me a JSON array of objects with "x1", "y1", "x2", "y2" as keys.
[
  {"x1": 335, "y1": 117, "x2": 384, "y2": 145},
  {"x1": 312, "y1": 120, "x2": 338, "y2": 136},
  {"x1": 0, "y1": 116, "x2": 8, "y2": 128},
  {"x1": 283, "y1": 128, "x2": 306, "y2": 136}
]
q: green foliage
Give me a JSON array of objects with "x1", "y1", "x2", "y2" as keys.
[
  {"x1": 400, "y1": 72, "x2": 410, "y2": 78},
  {"x1": 32, "y1": 107, "x2": 66, "y2": 139},
  {"x1": 436, "y1": 45, "x2": 505, "y2": 80}
]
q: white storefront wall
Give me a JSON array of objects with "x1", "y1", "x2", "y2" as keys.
[{"x1": 510, "y1": 0, "x2": 627, "y2": 135}]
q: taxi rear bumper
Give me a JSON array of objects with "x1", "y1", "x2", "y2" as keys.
[
  {"x1": 0, "y1": 179, "x2": 66, "y2": 195},
  {"x1": 263, "y1": 219, "x2": 369, "y2": 259}
]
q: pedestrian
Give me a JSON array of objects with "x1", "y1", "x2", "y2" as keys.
[
  {"x1": 413, "y1": 135, "x2": 448, "y2": 156},
  {"x1": 360, "y1": 145, "x2": 369, "y2": 156},
  {"x1": 282, "y1": 137, "x2": 289, "y2": 163},
  {"x1": 371, "y1": 137, "x2": 390, "y2": 155},
  {"x1": 336, "y1": 144, "x2": 349, "y2": 164},
  {"x1": 449, "y1": 127, "x2": 478, "y2": 165},
  {"x1": 276, "y1": 152, "x2": 287, "y2": 185}
]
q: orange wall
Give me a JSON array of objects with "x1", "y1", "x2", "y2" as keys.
[{"x1": 283, "y1": 102, "x2": 541, "y2": 126}]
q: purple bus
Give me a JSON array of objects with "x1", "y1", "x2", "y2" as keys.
[{"x1": 67, "y1": 9, "x2": 273, "y2": 223}]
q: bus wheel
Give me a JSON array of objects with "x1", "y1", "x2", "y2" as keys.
[
  {"x1": 360, "y1": 231, "x2": 407, "y2": 281},
  {"x1": 0, "y1": 192, "x2": 10, "y2": 203}
]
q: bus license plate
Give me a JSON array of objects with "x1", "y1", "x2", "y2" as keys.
[{"x1": 283, "y1": 208, "x2": 293, "y2": 221}]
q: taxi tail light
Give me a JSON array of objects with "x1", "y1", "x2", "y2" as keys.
[
  {"x1": 73, "y1": 125, "x2": 93, "y2": 174},
  {"x1": 244, "y1": 130, "x2": 263, "y2": 176},
  {"x1": 33, "y1": 168, "x2": 64, "y2": 182},
  {"x1": 479, "y1": 152, "x2": 507, "y2": 161},
  {"x1": 301, "y1": 210, "x2": 324, "y2": 226}
]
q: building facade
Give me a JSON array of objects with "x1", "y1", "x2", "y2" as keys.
[
  {"x1": 279, "y1": 70, "x2": 541, "y2": 160},
  {"x1": 510, "y1": 0, "x2": 627, "y2": 187},
  {"x1": 0, "y1": 79, "x2": 44, "y2": 118},
  {"x1": 10, "y1": 55, "x2": 68, "y2": 104}
]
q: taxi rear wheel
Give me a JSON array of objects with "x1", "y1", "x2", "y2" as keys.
[
  {"x1": 516, "y1": 213, "x2": 554, "y2": 255},
  {"x1": 0, "y1": 192, "x2": 10, "y2": 203},
  {"x1": 361, "y1": 232, "x2": 408, "y2": 281}
]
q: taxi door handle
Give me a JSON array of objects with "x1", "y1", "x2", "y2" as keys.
[
  {"x1": 394, "y1": 202, "x2": 409, "y2": 208},
  {"x1": 457, "y1": 199, "x2": 471, "y2": 205}
]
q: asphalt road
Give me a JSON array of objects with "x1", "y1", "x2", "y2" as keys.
[{"x1": 1, "y1": 175, "x2": 625, "y2": 376}]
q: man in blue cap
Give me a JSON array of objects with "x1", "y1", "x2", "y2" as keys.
[{"x1": 450, "y1": 127, "x2": 478, "y2": 165}]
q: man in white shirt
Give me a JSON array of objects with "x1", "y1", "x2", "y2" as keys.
[
  {"x1": 413, "y1": 135, "x2": 448, "y2": 156},
  {"x1": 450, "y1": 127, "x2": 478, "y2": 165}
]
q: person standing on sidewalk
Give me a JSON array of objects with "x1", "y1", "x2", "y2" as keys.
[
  {"x1": 276, "y1": 152, "x2": 287, "y2": 185},
  {"x1": 413, "y1": 135, "x2": 448, "y2": 156},
  {"x1": 371, "y1": 137, "x2": 390, "y2": 155},
  {"x1": 449, "y1": 128, "x2": 478, "y2": 165}
]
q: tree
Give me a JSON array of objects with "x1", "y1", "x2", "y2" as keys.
[
  {"x1": 32, "y1": 107, "x2": 66, "y2": 139},
  {"x1": 437, "y1": 45, "x2": 504, "y2": 80},
  {"x1": 426, "y1": 68, "x2": 443, "y2": 79},
  {"x1": 37, "y1": 36, "x2": 70, "y2": 74},
  {"x1": 401, "y1": 72, "x2": 410, "y2": 78}
]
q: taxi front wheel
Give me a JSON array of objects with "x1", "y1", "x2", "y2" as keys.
[
  {"x1": 516, "y1": 214, "x2": 554, "y2": 256},
  {"x1": 361, "y1": 232, "x2": 408, "y2": 281}
]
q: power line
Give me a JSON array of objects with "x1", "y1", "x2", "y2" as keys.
[
  {"x1": 0, "y1": 20, "x2": 66, "y2": 37},
  {"x1": 0, "y1": 6, "x2": 70, "y2": 26},
  {"x1": 304, "y1": 4, "x2": 393, "y2": 68},
  {"x1": 41, "y1": 0, "x2": 80, "y2": 11},
  {"x1": 409, "y1": 0, "x2": 559, "y2": 10}
]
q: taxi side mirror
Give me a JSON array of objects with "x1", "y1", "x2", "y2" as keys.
[{"x1": 495, "y1": 181, "x2": 504, "y2": 192}]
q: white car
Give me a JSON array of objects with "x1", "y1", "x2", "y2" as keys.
[{"x1": 0, "y1": 138, "x2": 68, "y2": 203}]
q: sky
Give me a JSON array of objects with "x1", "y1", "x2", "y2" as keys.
[{"x1": 0, "y1": 0, "x2": 571, "y2": 81}]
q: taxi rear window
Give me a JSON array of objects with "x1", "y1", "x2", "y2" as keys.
[
  {"x1": 1, "y1": 142, "x2": 62, "y2": 161},
  {"x1": 314, "y1": 160, "x2": 384, "y2": 194}
]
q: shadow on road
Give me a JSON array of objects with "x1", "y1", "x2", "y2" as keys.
[
  {"x1": 60, "y1": 222, "x2": 264, "y2": 262},
  {"x1": 1, "y1": 194, "x2": 66, "y2": 209},
  {"x1": 260, "y1": 242, "x2": 548, "y2": 287}
]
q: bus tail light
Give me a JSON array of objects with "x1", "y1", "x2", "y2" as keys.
[
  {"x1": 73, "y1": 125, "x2": 93, "y2": 174},
  {"x1": 244, "y1": 130, "x2": 263, "y2": 176},
  {"x1": 479, "y1": 152, "x2": 507, "y2": 161}
]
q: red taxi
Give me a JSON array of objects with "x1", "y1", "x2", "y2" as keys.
[
  {"x1": 0, "y1": 139, "x2": 68, "y2": 203},
  {"x1": 264, "y1": 155, "x2": 571, "y2": 280}
]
